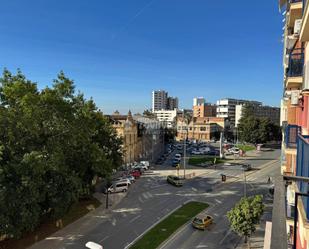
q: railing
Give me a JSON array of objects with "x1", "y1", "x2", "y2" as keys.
[
  {"x1": 287, "y1": 48, "x2": 304, "y2": 77},
  {"x1": 285, "y1": 125, "x2": 301, "y2": 148},
  {"x1": 296, "y1": 134, "x2": 309, "y2": 220},
  {"x1": 290, "y1": 0, "x2": 302, "y2": 3}
]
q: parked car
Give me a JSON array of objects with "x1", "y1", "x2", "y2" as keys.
[
  {"x1": 206, "y1": 150, "x2": 219, "y2": 156},
  {"x1": 167, "y1": 175, "x2": 183, "y2": 186},
  {"x1": 192, "y1": 215, "x2": 213, "y2": 230},
  {"x1": 121, "y1": 175, "x2": 135, "y2": 183},
  {"x1": 229, "y1": 147, "x2": 240, "y2": 154},
  {"x1": 175, "y1": 153, "x2": 182, "y2": 159},
  {"x1": 172, "y1": 159, "x2": 180, "y2": 167},
  {"x1": 140, "y1": 161, "x2": 150, "y2": 168},
  {"x1": 132, "y1": 164, "x2": 147, "y2": 171},
  {"x1": 130, "y1": 170, "x2": 141, "y2": 178},
  {"x1": 155, "y1": 158, "x2": 164, "y2": 165},
  {"x1": 107, "y1": 182, "x2": 129, "y2": 193},
  {"x1": 191, "y1": 150, "x2": 202, "y2": 155},
  {"x1": 114, "y1": 178, "x2": 132, "y2": 186}
]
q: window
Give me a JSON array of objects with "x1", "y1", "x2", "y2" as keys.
[{"x1": 200, "y1": 127, "x2": 206, "y2": 131}]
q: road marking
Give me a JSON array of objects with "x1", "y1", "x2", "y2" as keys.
[
  {"x1": 99, "y1": 235, "x2": 110, "y2": 243},
  {"x1": 219, "y1": 229, "x2": 232, "y2": 245},
  {"x1": 129, "y1": 214, "x2": 142, "y2": 223}
]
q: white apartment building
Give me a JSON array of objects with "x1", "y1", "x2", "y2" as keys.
[
  {"x1": 216, "y1": 98, "x2": 262, "y2": 127},
  {"x1": 153, "y1": 109, "x2": 177, "y2": 128}
]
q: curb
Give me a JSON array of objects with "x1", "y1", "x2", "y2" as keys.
[
  {"x1": 157, "y1": 201, "x2": 211, "y2": 249},
  {"x1": 124, "y1": 199, "x2": 192, "y2": 249}
]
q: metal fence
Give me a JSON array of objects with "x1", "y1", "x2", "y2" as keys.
[
  {"x1": 296, "y1": 134, "x2": 309, "y2": 220},
  {"x1": 285, "y1": 125, "x2": 301, "y2": 148},
  {"x1": 287, "y1": 49, "x2": 304, "y2": 77}
]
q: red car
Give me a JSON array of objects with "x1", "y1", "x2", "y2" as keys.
[{"x1": 130, "y1": 170, "x2": 141, "y2": 179}]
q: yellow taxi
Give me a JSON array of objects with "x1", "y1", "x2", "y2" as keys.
[{"x1": 192, "y1": 214, "x2": 213, "y2": 230}]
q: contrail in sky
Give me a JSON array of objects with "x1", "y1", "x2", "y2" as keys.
[{"x1": 111, "y1": 0, "x2": 157, "y2": 40}]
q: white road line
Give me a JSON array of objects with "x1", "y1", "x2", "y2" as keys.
[
  {"x1": 99, "y1": 235, "x2": 110, "y2": 243},
  {"x1": 129, "y1": 214, "x2": 142, "y2": 223},
  {"x1": 219, "y1": 229, "x2": 232, "y2": 245}
]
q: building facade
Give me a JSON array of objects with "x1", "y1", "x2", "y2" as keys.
[
  {"x1": 167, "y1": 97, "x2": 179, "y2": 110},
  {"x1": 153, "y1": 109, "x2": 177, "y2": 128},
  {"x1": 152, "y1": 90, "x2": 168, "y2": 111},
  {"x1": 235, "y1": 104, "x2": 280, "y2": 127},
  {"x1": 152, "y1": 90, "x2": 179, "y2": 111},
  {"x1": 216, "y1": 98, "x2": 262, "y2": 127},
  {"x1": 176, "y1": 117, "x2": 225, "y2": 141},
  {"x1": 279, "y1": 0, "x2": 309, "y2": 248},
  {"x1": 193, "y1": 97, "x2": 216, "y2": 118}
]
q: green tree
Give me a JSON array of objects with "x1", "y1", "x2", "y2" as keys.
[
  {"x1": 227, "y1": 195, "x2": 264, "y2": 243},
  {"x1": 0, "y1": 69, "x2": 122, "y2": 238}
]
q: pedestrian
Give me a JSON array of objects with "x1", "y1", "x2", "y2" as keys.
[{"x1": 267, "y1": 176, "x2": 271, "y2": 184}]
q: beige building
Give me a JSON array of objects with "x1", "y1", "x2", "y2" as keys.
[
  {"x1": 107, "y1": 111, "x2": 139, "y2": 165},
  {"x1": 176, "y1": 117, "x2": 224, "y2": 142}
]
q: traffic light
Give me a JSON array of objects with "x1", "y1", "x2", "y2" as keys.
[{"x1": 221, "y1": 174, "x2": 226, "y2": 182}]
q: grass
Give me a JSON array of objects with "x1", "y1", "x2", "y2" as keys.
[
  {"x1": 130, "y1": 201, "x2": 209, "y2": 249},
  {"x1": 188, "y1": 156, "x2": 226, "y2": 165},
  {"x1": 236, "y1": 144, "x2": 256, "y2": 152},
  {"x1": 0, "y1": 197, "x2": 101, "y2": 249}
]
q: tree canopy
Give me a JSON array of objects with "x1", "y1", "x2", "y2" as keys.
[
  {"x1": 0, "y1": 69, "x2": 122, "y2": 238},
  {"x1": 238, "y1": 104, "x2": 281, "y2": 144},
  {"x1": 227, "y1": 195, "x2": 264, "y2": 242}
]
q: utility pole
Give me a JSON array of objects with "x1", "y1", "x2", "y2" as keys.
[{"x1": 182, "y1": 110, "x2": 186, "y2": 179}]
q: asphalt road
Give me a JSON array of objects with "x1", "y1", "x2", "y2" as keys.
[{"x1": 28, "y1": 148, "x2": 280, "y2": 249}]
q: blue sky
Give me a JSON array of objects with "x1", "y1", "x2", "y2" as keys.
[{"x1": 0, "y1": 0, "x2": 283, "y2": 114}]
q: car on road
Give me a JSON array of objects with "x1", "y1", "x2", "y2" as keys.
[
  {"x1": 242, "y1": 164, "x2": 252, "y2": 171},
  {"x1": 174, "y1": 153, "x2": 182, "y2": 159},
  {"x1": 121, "y1": 175, "x2": 135, "y2": 183},
  {"x1": 167, "y1": 175, "x2": 183, "y2": 186},
  {"x1": 228, "y1": 147, "x2": 240, "y2": 154},
  {"x1": 192, "y1": 214, "x2": 213, "y2": 230}
]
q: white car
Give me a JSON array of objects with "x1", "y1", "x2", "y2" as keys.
[
  {"x1": 132, "y1": 164, "x2": 148, "y2": 170},
  {"x1": 229, "y1": 147, "x2": 240, "y2": 154},
  {"x1": 114, "y1": 178, "x2": 132, "y2": 186},
  {"x1": 121, "y1": 175, "x2": 135, "y2": 183},
  {"x1": 175, "y1": 153, "x2": 182, "y2": 159},
  {"x1": 191, "y1": 150, "x2": 202, "y2": 155},
  {"x1": 140, "y1": 161, "x2": 150, "y2": 168}
]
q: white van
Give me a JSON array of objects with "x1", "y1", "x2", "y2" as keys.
[
  {"x1": 108, "y1": 182, "x2": 129, "y2": 193},
  {"x1": 140, "y1": 161, "x2": 150, "y2": 168}
]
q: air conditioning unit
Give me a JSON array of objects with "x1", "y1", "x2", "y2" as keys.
[
  {"x1": 294, "y1": 19, "x2": 302, "y2": 35},
  {"x1": 291, "y1": 90, "x2": 300, "y2": 105}
]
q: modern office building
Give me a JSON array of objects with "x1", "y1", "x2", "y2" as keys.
[
  {"x1": 216, "y1": 98, "x2": 262, "y2": 127},
  {"x1": 276, "y1": 0, "x2": 309, "y2": 248},
  {"x1": 235, "y1": 104, "x2": 280, "y2": 127}
]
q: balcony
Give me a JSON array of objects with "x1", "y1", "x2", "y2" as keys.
[
  {"x1": 285, "y1": 124, "x2": 302, "y2": 148},
  {"x1": 287, "y1": 0, "x2": 303, "y2": 28},
  {"x1": 296, "y1": 134, "x2": 309, "y2": 219},
  {"x1": 300, "y1": 0, "x2": 309, "y2": 40},
  {"x1": 285, "y1": 49, "x2": 304, "y2": 89}
]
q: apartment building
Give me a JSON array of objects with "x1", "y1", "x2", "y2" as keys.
[
  {"x1": 167, "y1": 96, "x2": 179, "y2": 110},
  {"x1": 152, "y1": 90, "x2": 179, "y2": 111},
  {"x1": 278, "y1": 0, "x2": 309, "y2": 248},
  {"x1": 152, "y1": 90, "x2": 168, "y2": 111},
  {"x1": 216, "y1": 98, "x2": 262, "y2": 127},
  {"x1": 193, "y1": 97, "x2": 216, "y2": 118},
  {"x1": 235, "y1": 104, "x2": 280, "y2": 127}
]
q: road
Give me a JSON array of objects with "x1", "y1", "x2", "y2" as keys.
[{"x1": 28, "y1": 148, "x2": 280, "y2": 249}]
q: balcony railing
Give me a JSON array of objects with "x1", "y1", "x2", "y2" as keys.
[
  {"x1": 287, "y1": 49, "x2": 304, "y2": 77},
  {"x1": 285, "y1": 125, "x2": 301, "y2": 148},
  {"x1": 296, "y1": 134, "x2": 309, "y2": 220}
]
